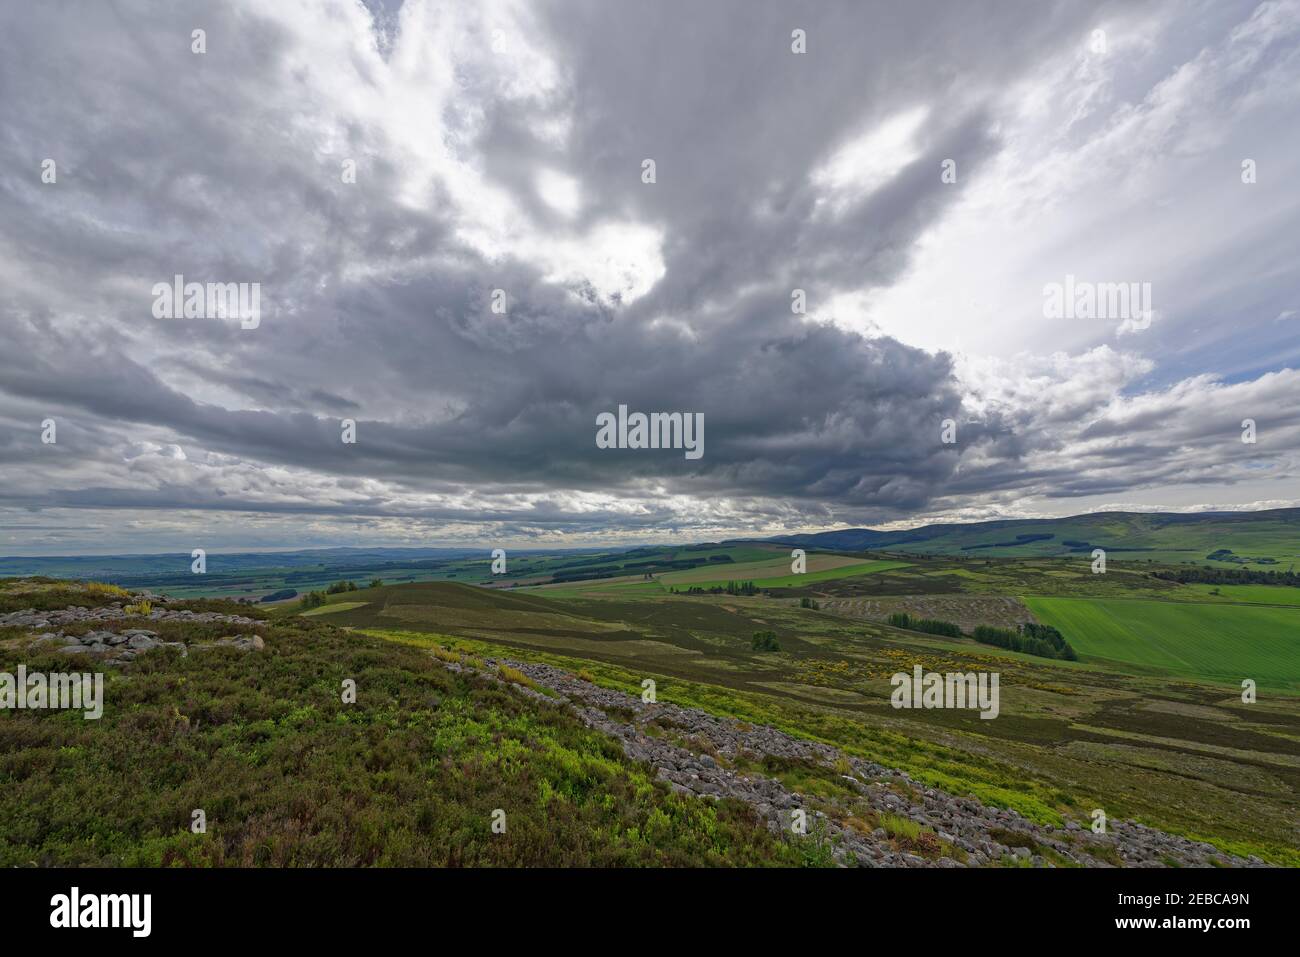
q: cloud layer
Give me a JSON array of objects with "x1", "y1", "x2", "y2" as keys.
[{"x1": 1, "y1": 0, "x2": 1298, "y2": 553}]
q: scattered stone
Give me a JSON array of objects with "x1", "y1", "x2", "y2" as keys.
[
  {"x1": 432, "y1": 654, "x2": 1261, "y2": 870},
  {"x1": 9, "y1": 601, "x2": 265, "y2": 667},
  {"x1": 195, "y1": 633, "x2": 266, "y2": 653},
  {"x1": 1, "y1": 604, "x2": 260, "y2": 631}
]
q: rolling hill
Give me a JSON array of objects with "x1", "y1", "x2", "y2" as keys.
[{"x1": 763, "y1": 508, "x2": 1300, "y2": 568}]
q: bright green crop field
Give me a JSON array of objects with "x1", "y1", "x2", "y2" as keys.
[
  {"x1": 1024, "y1": 596, "x2": 1300, "y2": 690},
  {"x1": 1179, "y1": 583, "x2": 1300, "y2": 606}
]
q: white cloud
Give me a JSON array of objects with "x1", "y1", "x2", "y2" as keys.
[
  {"x1": 535, "y1": 168, "x2": 582, "y2": 218},
  {"x1": 810, "y1": 105, "x2": 929, "y2": 215},
  {"x1": 828, "y1": 0, "x2": 1300, "y2": 365}
]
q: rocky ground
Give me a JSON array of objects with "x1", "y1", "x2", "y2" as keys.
[
  {"x1": 447, "y1": 653, "x2": 1263, "y2": 869},
  {"x1": 2, "y1": 601, "x2": 265, "y2": 666}
]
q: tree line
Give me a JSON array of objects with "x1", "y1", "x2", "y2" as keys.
[
  {"x1": 1152, "y1": 567, "x2": 1300, "y2": 586},
  {"x1": 886, "y1": 612, "x2": 1077, "y2": 661},
  {"x1": 672, "y1": 580, "x2": 760, "y2": 596}
]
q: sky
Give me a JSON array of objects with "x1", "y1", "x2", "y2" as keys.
[{"x1": 1, "y1": 0, "x2": 1298, "y2": 555}]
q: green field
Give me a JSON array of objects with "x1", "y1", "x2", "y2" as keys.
[
  {"x1": 299, "y1": 600, "x2": 370, "y2": 616},
  {"x1": 1180, "y1": 583, "x2": 1300, "y2": 606},
  {"x1": 661, "y1": 557, "x2": 910, "y2": 590},
  {"x1": 314, "y1": 576, "x2": 1300, "y2": 863},
  {"x1": 0, "y1": 543, "x2": 792, "y2": 601},
  {"x1": 524, "y1": 579, "x2": 670, "y2": 599},
  {"x1": 1024, "y1": 596, "x2": 1300, "y2": 689},
  {"x1": 9, "y1": 527, "x2": 1300, "y2": 865}
]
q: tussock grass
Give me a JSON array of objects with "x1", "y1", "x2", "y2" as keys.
[
  {"x1": 86, "y1": 582, "x2": 131, "y2": 598},
  {"x1": 880, "y1": 812, "x2": 923, "y2": 841},
  {"x1": 498, "y1": 664, "x2": 537, "y2": 689}
]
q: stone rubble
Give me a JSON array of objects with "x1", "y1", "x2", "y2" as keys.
[
  {"x1": 1, "y1": 603, "x2": 260, "y2": 631},
  {"x1": 454, "y1": 655, "x2": 1263, "y2": 869},
  {"x1": 5, "y1": 602, "x2": 265, "y2": 667}
]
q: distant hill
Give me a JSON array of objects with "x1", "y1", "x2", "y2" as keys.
[
  {"x1": 0, "y1": 545, "x2": 575, "y2": 579},
  {"x1": 761, "y1": 508, "x2": 1300, "y2": 569}
]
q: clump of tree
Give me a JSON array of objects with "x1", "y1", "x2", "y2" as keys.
[
  {"x1": 684, "y1": 580, "x2": 759, "y2": 596},
  {"x1": 326, "y1": 580, "x2": 359, "y2": 594},
  {"x1": 972, "y1": 623, "x2": 1077, "y2": 661},
  {"x1": 261, "y1": 588, "x2": 297, "y2": 603},
  {"x1": 886, "y1": 612, "x2": 1077, "y2": 661},
  {"x1": 299, "y1": 591, "x2": 327, "y2": 609},
  {"x1": 799, "y1": 597, "x2": 819, "y2": 609},
  {"x1": 1152, "y1": 566, "x2": 1300, "y2": 587},
  {"x1": 751, "y1": 630, "x2": 780, "y2": 652},
  {"x1": 886, "y1": 612, "x2": 962, "y2": 638},
  {"x1": 368, "y1": 578, "x2": 383, "y2": 588}
]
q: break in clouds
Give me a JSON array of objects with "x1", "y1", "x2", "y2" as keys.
[{"x1": 1, "y1": 0, "x2": 1299, "y2": 553}]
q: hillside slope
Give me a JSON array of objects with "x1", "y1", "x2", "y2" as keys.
[
  {"x1": 765, "y1": 508, "x2": 1300, "y2": 568},
  {"x1": 0, "y1": 579, "x2": 801, "y2": 867},
  {"x1": 0, "y1": 578, "x2": 1282, "y2": 867}
]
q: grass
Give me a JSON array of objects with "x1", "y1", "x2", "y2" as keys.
[
  {"x1": 1023, "y1": 596, "x2": 1300, "y2": 689},
  {"x1": 86, "y1": 583, "x2": 131, "y2": 599},
  {"x1": 373, "y1": 627, "x2": 1080, "y2": 827},
  {"x1": 299, "y1": 600, "x2": 370, "y2": 617},
  {"x1": 0, "y1": 583, "x2": 813, "y2": 868},
  {"x1": 1180, "y1": 583, "x2": 1300, "y2": 606},
  {"x1": 8, "y1": 565, "x2": 1300, "y2": 868},
  {"x1": 880, "y1": 812, "x2": 924, "y2": 841},
  {"x1": 662, "y1": 557, "x2": 910, "y2": 590},
  {"x1": 362, "y1": 581, "x2": 1300, "y2": 866},
  {"x1": 0, "y1": 544, "x2": 793, "y2": 602},
  {"x1": 498, "y1": 664, "x2": 538, "y2": 689}
]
